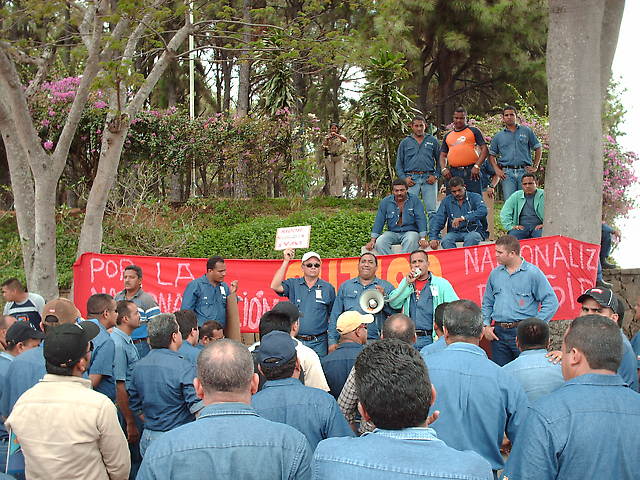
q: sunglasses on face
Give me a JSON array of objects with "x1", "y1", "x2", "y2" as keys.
[{"x1": 304, "y1": 263, "x2": 321, "y2": 268}]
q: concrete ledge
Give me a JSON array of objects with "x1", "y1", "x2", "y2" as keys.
[{"x1": 361, "y1": 241, "x2": 494, "y2": 256}]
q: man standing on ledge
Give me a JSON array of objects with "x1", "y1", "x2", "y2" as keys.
[
  {"x1": 482, "y1": 235, "x2": 558, "y2": 366},
  {"x1": 439, "y1": 107, "x2": 488, "y2": 195},
  {"x1": 271, "y1": 250, "x2": 336, "y2": 357},
  {"x1": 181, "y1": 256, "x2": 240, "y2": 340},
  {"x1": 395, "y1": 115, "x2": 440, "y2": 218},
  {"x1": 365, "y1": 179, "x2": 428, "y2": 255}
]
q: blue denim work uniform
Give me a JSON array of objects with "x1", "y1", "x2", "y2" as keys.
[
  {"x1": 424, "y1": 342, "x2": 528, "y2": 471},
  {"x1": 396, "y1": 134, "x2": 441, "y2": 216},
  {"x1": 177, "y1": 341, "x2": 201, "y2": 367},
  {"x1": 429, "y1": 192, "x2": 488, "y2": 248},
  {"x1": 251, "y1": 378, "x2": 353, "y2": 449},
  {"x1": 328, "y1": 277, "x2": 397, "y2": 346},
  {"x1": 280, "y1": 277, "x2": 336, "y2": 357},
  {"x1": 320, "y1": 342, "x2": 363, "y2": 399},
  {"x1": 111, "y1": 327, "x2": 140, "y2": 388},
  {"x1": 0, "y1": 353, "x2": 14, "y2": 469},
  {"x1": 489, "y1": 124, "x2": 541, "y2": 200},
  {"x1": 371, "y1": 193, "x2": 428, "y2": 255},
  {"x1": 502, "y1": 349, "x2": 564, "y2": 402},
  {"x1": 503, "y1": 373, "x2": 640, "y2": 480},
  {"x1": 313, "y1": 427, "x2": 493, "y2": 480},
  {"x1": 115, "y1": 289, "x2": 161, "y2": 359},
  {"x1": 137, "y1": 402, "x2": 312, "y2": 480},
  {"x1": 619, "y1": 332, "x2": 639, "y2": 392},
  {"x1": 0, "y1": 345, "x2": 45, "y2": 416},
  {"x1": 482, "y1": 260, "x2": 559, "y2": 366},
  {"x1": 419, "y1": 335, "x2": 446, "y2": 358},
  {"x1": 181, "y1": 275, "x2": 230, "y2": 327},
  {"x1": 87, "y1": 319, "x2": 116, "y2": 401},
  {"x1": 128, "y1": 348, "x2": 200, "y2": 456}
]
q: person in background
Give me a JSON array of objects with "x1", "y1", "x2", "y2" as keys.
[
  {"x1": 175, "y1": 309, "x2": 200, "y2": 366},
  {"x1": 86, "y1": 293, "x2": 118, "y2": 401},
  {"x1": 198, "y1": 320, "x2": 224, "y2": 348},
  {"x1": 323, "y1": 122, "x2": 348, "y2": 197},
  {"x1": 1, "y1": 278, "x2": 45, "y2": 331}
]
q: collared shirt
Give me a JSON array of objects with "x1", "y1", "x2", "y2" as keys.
[
  {"x1": 252, "y1": 377, "x2": 353, "y2": 449},
  {"x1": 313, "y1": 427, "x2": 493, "y2": 480},
  {"x1": 441, "y1": 126, "x2": 487, "y2": 167},
  {"x1": 337, "y1": 367, "x2": 374, "y2": 435},
  {"x1": 321, "y1": 342, "x2": 363, "y2": 399},
  {"x1": 87, "y1": 318, "x2": 116, "y2": 401},
  {"x1": 181, "y1": 275, "x2": 230, "y2": 327},
  {"x1": 482, "y1": 259, "x2": 559, "y2": 325},
  {"x1": 619, "y1": 332, "x2": 639, "y2": 392},
  {"x1": 114, "y1": 288, "x2": 161, "y2": 341},
  {"x1": 280, "y1": 278, "x2": 336, "y2": 335},
  {"x1": 502, "y1": 349, "x2": 564, "y2": 402},
  {"x1": 111, "y1": 327, "x2": 139, "y2": 388},
  {"x1": 489, "y1": 124, "x2": 541, "y2": 168},
  {"x1": 3, "y1": 292, "x2": 45, "y2": 332},
  {"x1": 371, "y1": 193, "x2": 428, "y2": 238},
  {"x1": 178, "y1": 341, "x2": 201, "y2": 367},
  {"x1": 424, "y1": 342, "x2": 528, "y2": 470},
  {"x1": 0, "y1": 353, "x2": 14, "y2": 441},
  {"x1": 128, "y1": 348, "x2": 200, "y2": 432},
  {"x1": 429, "y1": 192, "x2": 488, "y2": 240},
  {"x1": 0, "y1": 345, "x2": 45, "y2": 417},
  {"x1": 137, "y1": 402, "x2": 312, "y2": 480},
  {"x1": 503, "y1": 373, "x2": 640, "y2": 480},
  {"x1": 500, "y1": 188, "x2": 545, "y2": 231},
  {"x1": 395, "y1": 134, "x2": 440, "y2": 180},
  {"x1": 420, "y1": 335, "x2": 447, "y2": 357},
  {"x1": 6, "y1": 374, "x2": 129, "y2": 480},
  {"x1": 329, "y1": 277, "x2": 397, "y2": 345},
  {"x1": 293, "y1": 340, "x2": 330, "y2": 391}
]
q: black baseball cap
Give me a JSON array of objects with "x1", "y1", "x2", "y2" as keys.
[
  {"x1": 577, "y1": 287, "x2": 618, "y2": 311},
  {"x1": 272, "y1": 301, "x2": 303, "y2": 320},
  {"x1": 44, "y1": 322, "x2": 99, "y2": 368},
  {"x1": 256, "y1": 331, "x2": 297, "y2": 367},
  {"x1": 6, "y1": 322, "x2": 45, "y2": 345}
]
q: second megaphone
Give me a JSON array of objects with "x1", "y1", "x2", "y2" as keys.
[{"x1": 359, "y1": 289, "x2": 385, "y2": 314}]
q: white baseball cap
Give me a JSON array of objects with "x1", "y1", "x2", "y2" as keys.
[{"x1": 301, "y1": 251, "x2": 321, "y2": 263}]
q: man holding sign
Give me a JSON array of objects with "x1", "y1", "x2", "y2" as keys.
[{"x1": 271, "y1": 250, "x2": 336, "y2": 357}]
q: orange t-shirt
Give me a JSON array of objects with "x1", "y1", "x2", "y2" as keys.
[{"x1": 443, "y1": 127, "x2": 484, "y2": 167}]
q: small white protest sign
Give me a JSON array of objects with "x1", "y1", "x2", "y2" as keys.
[{"x1": 275, "y1": 225, "x2": 311, "y2": 250}]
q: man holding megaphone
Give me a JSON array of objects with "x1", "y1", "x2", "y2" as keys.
[{"x1": 388, "y1": 250, "x2": 459, "y2": 350}]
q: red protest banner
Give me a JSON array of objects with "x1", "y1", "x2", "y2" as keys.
[{"x1": 73, "y1": 235, "x2": 598, "y2": 333}]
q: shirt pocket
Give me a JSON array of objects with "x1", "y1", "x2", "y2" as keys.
[
  {"x1": 515, "y1": 291, "x2": 532, "y2": 308},
  {"x1": 405, "y1": 207, "x2": 416, "y2": 223}
]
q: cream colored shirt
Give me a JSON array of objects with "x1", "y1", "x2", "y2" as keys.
[
  {"x1": 294, "y1": 339, "x2": 330, "y2": 392},
  {"x1": 6, "y1": 374, "x2": 130, "y2": 480}
]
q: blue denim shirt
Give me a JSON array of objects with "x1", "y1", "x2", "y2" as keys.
[
  {"x1": 371, "y1": 193, "x2": 428, "y2": 238},
  {"x1": 407, "y1": 276, "x2": 435, "y2": 331},
  {"x1": 425, "y1": 342, "x2": 528, "y2": 470},
  {"x1": 313, "y1": 427, "x2": 493, "y2": 479},
  {"x1": 251, "y1": 378, "x2": 353, "y2": 449},
  {"x1": 87, "y1": 319, "x2": 116, "y2": 401},
  {"x1": 0, "y1": 353, "x2": 14, "y2": 441},
  {"x1": 128, "y1": 348, "x2": 200, "y2": 431},
  {"x1": 115, "y1": 288, "x2": 161, "y2": 340},
  {"x1": 181, "y1": 275, "x2": 230, "y2": 327},
  {"x1": 280, "y1": 278, "x2": 336, "y2": 336},
  {"x1": 429, "y1": 192, "x2": 488, "y2": 240},
  {"x1": 110, "y1": 326, "x2": 139, "y2": 389},
  {"x1": 328, "y1": 277, "x2": 397, "y2": 345},
  {"x1": 320, "y1": 342, "x2": 363, "y2": 399},
  {"x1": 0, "y1": 345, "x2": 45, "y2": 417},
  {"x1": 502, "y1": 349, "x2": 564, "y2": 402},
  {"x1": 178, "y1": 341, "x2": 201, "y2": 367},
  {"x1": 482, "y1": 260, "x2": 559, "y2": 325},
  {"x1": 503, "y1": 373, "x2": 640, "y2": 480},
  {"x1": 137, "y1": 402, "x2": 312, "y2": 480},
  {"x1": 619, "y1": 332, "x2": 639, "y2": 392},
  {"x1": 395, "y1": 135, "x2": 441, "y2": 180},
  {"x1": 489, "y1": 124, "x2": 541, "y2": 167},
  {"x1": 420, "y1": 335, "x2": 447, "y2": 357}
]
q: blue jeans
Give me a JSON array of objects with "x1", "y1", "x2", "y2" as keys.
[
  {"x1": 508, "y1": 226, "x2": 542, "y2": 240},
  {"x1": 448, "y1": 165, "x2": 481, "y2": 195},
  {"x1": 490, "y1": 324, "x2": 520, "y2": 366},
  {"x1": 375, "y1": 231, "x2": 419, "y2": 255},
  {"x1": 414, "y1": 332, "x2": 433, "y2": 351},
  {"x1": 407, "y1": 174, "x2": 438, "y2": 217},
  {"x1": 299, "y1": 333, "x2": 328, "y2": 357},
  {"x1": 441, "y1": 231, "x2": 483, "y2": 249},
  {"x1": 500, "y1": 167, "x2": 526, "y2": 201},
  {"x1": 140, "y1": 428, "x2": 166, "y2": 458},
  {"x1": 601, "y1": 223, "x2": 613, "y2": 262},
  {"x1": 118, "y1": 410, "x2": 144, "y2": 479}
]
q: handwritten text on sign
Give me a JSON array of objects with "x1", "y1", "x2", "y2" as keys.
[{"x1": 274, "y1": 225, "x2": 311, "y2": 250}]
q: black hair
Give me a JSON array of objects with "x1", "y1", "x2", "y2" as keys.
[
  {"x1": 116, "y1": 300, "x2": 137, "y2": 325},
  {"x1": 87, "y1": 293, "x2": 115, "y2": 317},
  {"x1": 123, "y1": 265, "x2": 143, "y2": 279},
  {"x1": 564, "y1": 314, "x2": 622, "y2": 372},
  {"x1": 174, "y1": 309, "x2": 198, "y2": 339},
  {"x1": 496, "y1": 234, "x2": 521, "y2": 255},
  {"x1": 259, "y1": 311, "x2": 294, "y2": 336},
  {"x1": 516, "y1": 317, "x2": 549, "y2": 350},
  {"x1": 260, "y1": 355, "x2": 297, "y2": 381},
  {"x1": 206, "y1": 256, "x2": 225, "y2": 271},
  {"x1": 448, "y1": 176, "x2": 465, "y2": 188},
  {"x1": 392, "y1": 178, "x2": 407, "y2": 189}
]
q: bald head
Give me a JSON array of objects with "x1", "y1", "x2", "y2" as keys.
[
  {"x1": 382, "y1": 313, "x2": 416, "y2": 345},
  {"x1": 197, "y1": 339, "x2": 254, "y2": 395}
]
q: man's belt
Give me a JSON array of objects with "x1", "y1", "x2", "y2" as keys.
[
  {"x1": 495, "y1": 322, "x2": 518, "y2": 329},
  {"x1": 500, "y1": 165, "x2": 527, "y2": 170},
  {"x1": 407, "y1": 170, "x2": 428, "y2": 174},
  {"x1": 415, "y1": 330, "x2": 432, "y2": 337},
  {"x1": 296, "y1": 332, "x2": 328, "y2": 341}
]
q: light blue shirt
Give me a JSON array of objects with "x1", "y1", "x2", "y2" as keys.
[
  {"x1": 489, "y1": 124, "x2": 541, "y2": 167},
  {"x1": 619, "y1": 332, "x2": 639, "y2": 392},
  {"x1": 313, "y1": 427, "x2": 493, "y2": 479},
  {"x1": 420, "y1": 335, "x2": 447, "y2": 357},
  {"x1": 87, "y1": 319, "x2": 116, "y2": 401},
  {"x1": 395, "y1": 134, "x2": 440, "y2": 180},
  {"x1": 178, "y1": 341, "x2": 201, "y2": 367},
  {"x1": 252, "y1": 377, "x2": 353, "y2": 449},
  {"x1": 114, "y1": 288, "x2": 161, "y2": 341},
  {"x1": 181, "y1": 275, "x2": 230, "y2": 327},
  {"x1": 425, "y1": 342, "x2": 528, "y2": 470},
  {"x1": 0, "y1": 345, "x2": 45, "y2": 417},
  {"x1": 137, "y1": 402, "x2": 312, "y2": 480},
  {"x1": 110, "y1": 326, "x2": 139, "y2": 388},
  {"x1": 482, "y1": 259, "x2": 559, "y2": 325},
  {"x1": 503, "y1": 373, "x2": 640, "y2": 480},
  {"x1": 280, "y1": 278, "x2": 336, "y2": 336},
  {"x1": 371, "y1": 193, "x2": 428, "y2": 238},
  {"x1": 502, "y1": 349, "x2": 564, "y2": 402},
  {"x1": 0, "y1": 353, "x2": 14, "y2": 441}
]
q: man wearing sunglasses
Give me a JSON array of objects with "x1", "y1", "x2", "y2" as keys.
[{"x1": 271, "y1": 250, "x2": 336, "y2": 357}]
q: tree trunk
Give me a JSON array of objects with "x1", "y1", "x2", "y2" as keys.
[
  {"x1": 545, "y1": 0, "x2": 606, "y2": 244},
  {"x1": 31, "y1": 173, "x2": 60, "y2": 299},
  {"x1": 234, "y1": 0, "x2": 252, "y2": 197},
  {"x1": 222, "y1": 55, "x2": 232, "y2": 113},
  {"x1": 599, "y1": 0, "x2": 625, "y2": 102},
  {"x1": 436, "y1": 49, "x2": 456, "y2": 128}
]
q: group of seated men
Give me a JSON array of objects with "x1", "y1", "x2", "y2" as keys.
[{"x1": 1, "y1": 227, "x2": 640, "y2": 479}]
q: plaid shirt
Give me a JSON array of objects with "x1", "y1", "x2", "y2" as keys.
[{"x1": 337, "y1": 367, "x2": 375, "y2": 435}]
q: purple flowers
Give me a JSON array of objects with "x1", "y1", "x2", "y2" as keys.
[{"x1": 43, "y1": 140, "x2": 54, "y2": 150}]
